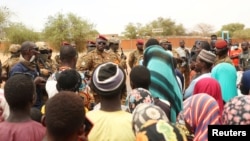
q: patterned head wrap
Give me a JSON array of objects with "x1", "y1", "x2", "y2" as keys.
[
  {"x1": 136, "y1": 120, "x2": 187, "y2": 141},
  {"x1": 127, "y1": 88, "x2": 154, "y2": 113},
  {"x1": 223, "y1": 95, "x2": 250, "y2": 125},
  {"x1": 132, "y1": 103, "x2": 169, "y2": 134}
]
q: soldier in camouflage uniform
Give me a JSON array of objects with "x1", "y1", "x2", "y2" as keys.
[
  {"x1": 1, "y1": 44, "x2": 21, "y2": 81},
  {"x1": 35, "y1": 42, "x2": 53, "y2": 79},
  {"x1": 128, "y1": 39, "x2": 144, "y2": 69},
  {"x1": 108, "y1": 38, "x2": 128, "y2": 104},
  {"x1": 78, "y1": 35, "x2": 114, "y2": 104},
  {"x1": 76, "y1": 41, "x2": 96, "y2": 71},
  {"x1": 78, "y1": 35, "x2": 112, "y2": 75},
  {"x1": 47, "y1": 48, "x2": 58, "y2": 72},
  {"x1": 108, "y1": 39, "x2": 127, "y2": 71},
  {"x1": 239, "y1": 41, "x2": 250, "y2": 71}
]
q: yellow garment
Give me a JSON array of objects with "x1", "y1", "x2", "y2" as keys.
[
  {"x1": 41, "y1": 105, "x2": 88, "y2": 115},
  {"x1": 87, "y1": 110, "x2": 135, "y2": 141}
]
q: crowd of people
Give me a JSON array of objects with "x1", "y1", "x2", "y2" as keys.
[{"x1": 0, "y1": 34, "x2": 249, "y2": 141}]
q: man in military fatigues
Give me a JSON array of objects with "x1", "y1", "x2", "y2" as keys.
[
  {"x1": 35, "y1": 42, "x2": 54, "y2": 79},
  {"x1": 47, "y1": 48, "x2": 58, "y2": 72},
  {"x1": 78, "y1": 35, "x2": 111, "y2": 75},
  {"x1": 1, "y1": 44, "x2": 21, "y2": 81},
  {"x1": 76, "y1": 40, "x2": 96, "y2": 71},
  {"x1": 108, "y1": 38, "x2": 128, "y2": 104},
  {"x1": 128, "y1": 39, "x2": 144, "y2": 69},
  {"x1": 78, "y1": 35, "x2": 113, "y2": 104},
  {"x1": 239, "y1": 41, "x2": 250, "y2": 71},
  {"x1": 108, "y1": 38, "x2": 127, "y2": 71}
]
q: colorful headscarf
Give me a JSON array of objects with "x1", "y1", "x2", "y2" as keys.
[
  {"x1": 136, "y1": 120, "x2": 187, "y2": 141},
  {"x1": 127, "y1": 88, "x2": 154, "y2": 113},
  {"x1": 223, "y1": 95, "x2": 250, "y2": 125},
  {"x1": 193, "y1": 77, "x2": 224, "y2": 116},
  {"x1": 132, "y1": 103, "x2": 169, "y2": 134},
  {"x1": 143, "y1": 45, "x2": 183, "y2": 123},
  {"x1": 211, "y1": 63, "x2": 237, "y2": 102},
  {"x1": 177, "y1": 94, "x2": 221, "y2": 141}
]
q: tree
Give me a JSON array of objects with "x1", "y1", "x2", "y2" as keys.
[
  {"x1": 0, "y1": 6, "x2": 12, "y2": 40},
  {"x1": 122, "y1": 17, "x2": 186, "y2": 39},
  {"x1": 233, "y1": 28, "x2": 250, "y2": 40},
  {"x1": 146, "y1": 17, "x2": 185, "y2": 36},
  {"x1": 218, "y1": 23, "x2": 245, "y2": 37},
  {"x1": 122, "y1": 23, "x2": 138, "y2": 39},
  {"x1": 43, "y1": 12, "x2": 98, "y2": 51},
  {"x1": 193, "y1": 23, "x2": 214, "y2": 37},
  {"x1": 5, "y1": 23, "x2": 40, "y2": 44}
]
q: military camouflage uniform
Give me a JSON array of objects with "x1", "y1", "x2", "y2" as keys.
[
  {"x1": 109, "y1": 51, "x2": 127, "y2": 70},
  {"x1": 214, "y1": 55, "x2": 233, "y2": 66},
  {"x1": 1, "y1": 44, "x2": 21, "y2": 81},
  {"x1": 1, "y1": 56, "x2": 20, "y2": 80},
  {"x1": 78, "y1": 49, "x2": 111, "y2": 74},
  {"x1": 54, "y1": 54, "x2": 61, "y2": 67},
  {"x1": 128, "y1": 50, "x2": 143, "y2": 69}
]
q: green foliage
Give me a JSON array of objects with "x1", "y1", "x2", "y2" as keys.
[
  {"x1": 5, "y1": 23, "x2": 40, "y2": 44},
  {"x1": 122, "y1": 23, "x2": 138, "y2": 39},
  {"x1": 233, "y1": 28, "x2": 250, "y2": 40},
  {"x1": 122, "y1": 17, "x2": 186, "y2": 39},
  {"x1": 218, "y1": 23, "x2": 245, "y2": 37},
  {"x1": 42, "y1": 12, "x2": 98, "y2": 52}
]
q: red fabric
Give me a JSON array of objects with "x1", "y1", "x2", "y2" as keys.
[
  {"x1": 97, "y1": 35, "x2": 108, "y2": 41},
  {"x1": 215, "y1": 40, "x2": 227, "y2": 49},
  {"x1": 0, "y1": 120, "x2": 46, "y2": 141},
  {"x1": 62, "y1": 41, "x2": 70, "y2": 46},
  {"x1": 87, "y1": 41, "x2": 95, "y2": 45},
  {"x1": 193, "y1": 77, "x2": 224, "y2": 116},
  {"x1": 136, "y1": 39, "x2": 144, "y2": 44}
]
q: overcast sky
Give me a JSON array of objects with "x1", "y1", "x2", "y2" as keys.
[{"x1": 2, "y1": 0, "x2": 250, "y2": 35}]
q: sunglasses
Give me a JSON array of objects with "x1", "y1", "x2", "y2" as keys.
[{"x1": 98, "y1": 42, "x2": 106, "y2": 45}]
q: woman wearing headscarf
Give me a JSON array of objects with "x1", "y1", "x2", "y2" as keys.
[
  {"x1": 211, "y1": 62, "x2": 237, "y2": 103},
  {"x1": 222, "y1": 95, "x2": 250, "y2": 125},
  {"x1": 239, "y1": 70, "x2": 250, "y2": 95},
  {"x1": 136, "y1": 120, "x2": 187, "y2": 141},
  {"x1": 177, "y1": 94, "x2": 221, "y2": 141},
  {"x1": 193, "y1": 77, "x2": 224, "y2": 116},
  {"x1": 143, "y1": 45, "x2": 183, "y2": 123},
  {"x1": 127, "y1": 88, "x2": 154, "y2": 113},
  {"x1": 132, "y1": 103, "x2": 169, "y2": 135}
]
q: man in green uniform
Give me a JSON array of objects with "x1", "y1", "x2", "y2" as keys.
[
  {"x1": 128, "y1": 39, "x2": 144, "y2": 69},
  {"x1": 1, "y1": 44, "x2": 21, "y2": 81}
]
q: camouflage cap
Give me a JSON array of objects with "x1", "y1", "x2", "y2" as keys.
[
  {"x1": 109, "y1": 38, "x2": 119, "y2": 44},
  {"x1": 9, "y1": 44, "x2": 21, "y2": 53},
  {"x1": 35, "y1": 42, "x2": 48, "y2": 50},
  {"x1": 159, "y1": 39, "x2": 168, "y2": 44}
]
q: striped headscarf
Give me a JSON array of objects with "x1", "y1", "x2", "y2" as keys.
[
  {"x1": 177, "y1": 94, "x2": 221, "y2": 141},
  {"x1": 223, "y1": 95, "x2": 250, "y2": 125},
  {"x1": 143, "y1": 45, "x2": 183, "y2": 123},
  {"x1": 193, "y1": 77, "x2": 224, "y2": 116}
]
